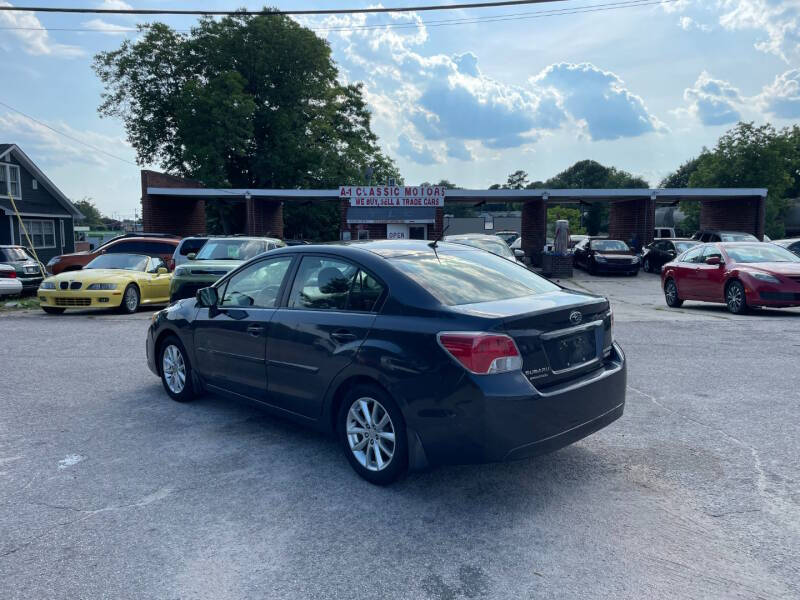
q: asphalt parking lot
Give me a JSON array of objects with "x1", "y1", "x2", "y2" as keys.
[{"x1": 2, "y1": 271, "x2": 799, "y2": 599}]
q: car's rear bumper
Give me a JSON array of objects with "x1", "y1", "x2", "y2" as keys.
[
  {"x1": 38, "y1": 289, "x2": 124, "y2": 308},
  {"x1": 411, "y1": 343, "x2": 626, "y2": 466},
  {"x1": 0, "y1": 279, "x2": 22, "y2": 296}
]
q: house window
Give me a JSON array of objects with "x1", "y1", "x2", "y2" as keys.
[
  {"x1": 357, "y1": 229, "x2": 370, "y2": 240},
  {"x1": 0, "y1": 164, "x2": 21, "y2": 198},
  {"x1": 19, "y1": 219, "x2": 56, "y2": 249}
]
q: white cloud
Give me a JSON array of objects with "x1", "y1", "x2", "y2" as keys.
[
  {"x1": 679, "y1": 16, "x2": 712, "y2": 32},
  {"x1": 81, "y1": 18, "x2": 131, "y2": 35},
  {"x1": 445, "y1": 140, "x2": 475, "y2": 161},
  {"x1": 0, "y1": 111, "x2": 132, "y2": 167},
  {"x1": 667, "y1": 1, "x2": 800, "y2": 62},
  {"x1": 312, "y1": 12, "x2": 664, "y2": 159},
  {"x1": 717, "y1": 0, "x2": 800, "y2": 62},
  {"x1": 0, "y1": 1, "x2": 84, "y2": 57},
  {"x1": 531, "y1": 63, "x2": 665, "y2": 141},
  {"x1": 679, "y1": 71, "x2": 742, "y2": 126},
  {"x1": 395, "y1": 133, "x2": 440, "y2": 165},
  {"x1": 98, "y1": 0, "x2": 132, "y2": 8},
  {"x1": 757, "y1": 69, "x2": 800, "y2": 118}
]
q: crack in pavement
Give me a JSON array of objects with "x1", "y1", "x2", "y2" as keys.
[{"x1": 627, "y1": 385, "x2": 797, "y2": 535}]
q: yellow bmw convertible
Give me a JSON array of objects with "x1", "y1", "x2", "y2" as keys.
[{"x1": 38, "y1": 253, "x2": 172, "y2": 314}]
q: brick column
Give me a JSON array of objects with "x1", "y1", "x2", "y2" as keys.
[
  {"x1": 521, "y1": 199, "x2": 547, "y2": 267},
  {"x1": 140, "y1": 170, "x2": 206, "y2": 236},
  {"x1": 700, "y1": 197, "x2": 762, "y2": 239},
  {"x1": 340, "y1": 199, "x2": 350, "y2": 240},
  {"x1": 608, "y1": 198, "x2": 650, "y2": 247},
  {"x1": 245, "y1": 198, "x2": 283, "y2": 238},
  {"x1": 431, "y1": 206, "x2": 444, "y2": 240}
]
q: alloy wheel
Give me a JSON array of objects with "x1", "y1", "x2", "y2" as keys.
[
  {"x1": 124, "y1": 286, "x2": 139, "y2": 312},
  {"x1": 162, "y1": 344, "x2": 186, "y2": 394},
  {"x1": 727, "y1": 283, "x2": 744, "y2": 313},
  {"x1": 346, "y1": 397, "x2": 396, "y2": 472},
  {"x1": 665, "y1": 280, "x2": 677, "y2": 303}
]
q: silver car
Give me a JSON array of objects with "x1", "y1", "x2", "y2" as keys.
[{"x1": 0, "y1": 264, "x2": 23, "y2": 297}]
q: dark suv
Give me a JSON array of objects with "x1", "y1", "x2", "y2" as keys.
[{"x1": 0, "y1": 245, "x2": 43, "y2": 292}]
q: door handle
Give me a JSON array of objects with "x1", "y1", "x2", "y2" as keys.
[
  {"x1": 331, "y1": 329, "x2": 357, "y2": 342},
  {"x1": 247, "y1": 324, "x2": 264, "y2": 337}
]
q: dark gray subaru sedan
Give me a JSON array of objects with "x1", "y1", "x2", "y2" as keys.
[{"x1": 146, "y1": 240, "x2": 626, "y2": 484}]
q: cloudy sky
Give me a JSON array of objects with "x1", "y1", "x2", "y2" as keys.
[{"x1": 0, "y1": 0, "x2": 798, "y2": 218}]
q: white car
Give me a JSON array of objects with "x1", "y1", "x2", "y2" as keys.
[{"x1": 0, "y1": 264, "x2": 23, "y2": 297}]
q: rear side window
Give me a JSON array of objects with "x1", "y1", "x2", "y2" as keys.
[
  {"x1": 287, "y1": 256, "x2": 384, "y2": 312},
  {"x1": 390, "y1": 249, "x2": 558, "y2": 306},
  {"x1": 106, "y1": 241, "x2": 138, "y2": 253}
]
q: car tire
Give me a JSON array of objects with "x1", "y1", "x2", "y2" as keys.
[
  {"x1": 337, "y1": 383, "x2": 408, "y2": 485},
  {"x1": 588, "y1": 261, "x2": 597, "y2": 275},
  {"x1": 643, "y1": 257, "x2": 651, "y2": 273},
  {"x1": 119, "y1": 284, "x2": 140, "y2": 314},
  {"x1": 159, "y1": 336, "x2": 196, "y2": 402},
  {"x1": 664, "y1": 278, "x2": 683, "y2": 307},
  {"x1": 42, "y1": 306, "x2": 65, "y2": 315},
  {"x1": 725, "y1": 280, "x2": 748, "y2": 315}
]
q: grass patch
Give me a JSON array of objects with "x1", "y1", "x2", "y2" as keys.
[{"x1": 1, "y1": 296, "x2": 41, "y2": 311}]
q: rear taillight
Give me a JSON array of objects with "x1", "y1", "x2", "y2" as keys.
[
  {"x1": 167, "y1": 258, "x2": 175, "y2": 271},
  {"x1": 437, "y1": 332, "x2": 522, "y2": 375},
  {"x1": 1, "y1": 270, "x2": 17, "y2": 278}
]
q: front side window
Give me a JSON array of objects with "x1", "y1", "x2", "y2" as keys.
[
  {"x1": 196, "y1": 239, "x2": 267, "y2": 261},
  {"x1": 220, "y1": 257, "x2": 293, "y2": 308},
  {"x1": 148, "y1": 257, "x2": 167, "y2": 272},
  {"x1": 674, "y1": 241, "x2": 699, "y2": 254},
  {"x1": 680, "y1": 246, "x2": 704, "y2": 263},
  {"x1": 703, "y1": 245, "x2": 723, "y2": 262},
  {"x1": 19, "y1": 219, "x2": 55, "y2": 248},
  {"x1": 179, "y1": 238, "x2": 207, "y2": 256},
  {"x1": 390, "y1": 248, "x2": 559, "y2": 306}
]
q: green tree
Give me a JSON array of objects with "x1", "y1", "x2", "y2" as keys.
[
  {"x1": 72, "y1": 198, "x2": 104, "y2": 228},
  {"x1": 547, "y1": 206, "x2": 585, "y2": 234},
  {"x1": 544, "y1": 160, "x2": 648, "y2": 235},
  {"x1": 687, "y1": 122, "x2": 794, "y2": 238},
  {"x1": 94, "y1": 11, "x2": 398, "y2": 238},
  {"x1": 505, "y1": 170, "x2": 529, "y2": 190}
]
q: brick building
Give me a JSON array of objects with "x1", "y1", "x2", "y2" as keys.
[{"x1": 141, "y1": 171, "x2": 767, "y2": 266}]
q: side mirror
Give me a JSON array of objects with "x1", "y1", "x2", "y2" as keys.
[
  {"x1": 705, "y1": 256, "x2": 722, "y2": 266},
  {"x1": 196, "y1": 286, "x2": 218, "y2": 308},
  {"x1": 157, "y1": 267, "x2": 168, "y2": 275},
  {"x1": 514, "y1": 249, "x2": 525, "y2": 258},
  {"x1": 187, "y1": 253, "x2": 197, "y2": 261}
]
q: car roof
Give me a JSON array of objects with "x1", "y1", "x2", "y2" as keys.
[
  {"x1": 200, "y1": 236, "x2": 282, "y2": 243},
  {"x1": 109, "y1": 236, "x2": 180, "y2": 244}
]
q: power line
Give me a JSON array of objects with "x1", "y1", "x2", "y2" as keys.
[
  {"x1": 0, "y1": 0, "x2": 678, "y2": 34},
  {"x1": 0, "y1": 100, "x2": 139, "y2": 166},
  {"x1": 0, "y1": 1, "x2": 570, "y2": 16}
]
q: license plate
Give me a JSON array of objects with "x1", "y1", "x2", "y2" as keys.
[{"x1": 544, "y1": 331, "x2": 597, "y2": 372}]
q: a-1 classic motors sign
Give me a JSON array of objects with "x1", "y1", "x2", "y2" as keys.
[{"x1": 340, "y1": 185, "x2": 446, "y2": 207}]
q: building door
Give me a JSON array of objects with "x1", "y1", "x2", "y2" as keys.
[
  {"x1": 409, "y1": 226, "x2": 426, "y2": 240},
  {"x1": 387, "y1": 224, "x2": 409, "y2": 240}
]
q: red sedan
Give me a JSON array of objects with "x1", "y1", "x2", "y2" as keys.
[{"x1": 661, "y1": 242, "x2": 800, "y2": 314}]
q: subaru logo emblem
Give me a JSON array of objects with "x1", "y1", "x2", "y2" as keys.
[{"x1": 569, "y1": 310, "x2": 582, "y2": 325}]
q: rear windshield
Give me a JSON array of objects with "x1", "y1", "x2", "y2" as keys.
[
  {"x1": 720, "y1": 233, "x2": 758, "y2": 242},
  {"x1": 449, "y1": 238, "x2": 514, "y2": 259},
  {"x1": 725, "y1": 245, "x2": 800, "y2": 263},
  {"x1": 389, "y1": 249, "x2": 559, "y2": 306},
  {"x1": 0, "y1": 247, "x2": 30, "y2": 261}
]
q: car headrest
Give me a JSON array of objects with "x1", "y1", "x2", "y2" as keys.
[{"x1": 317, "y1": 267, "x2": 345, "y2": 293}]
